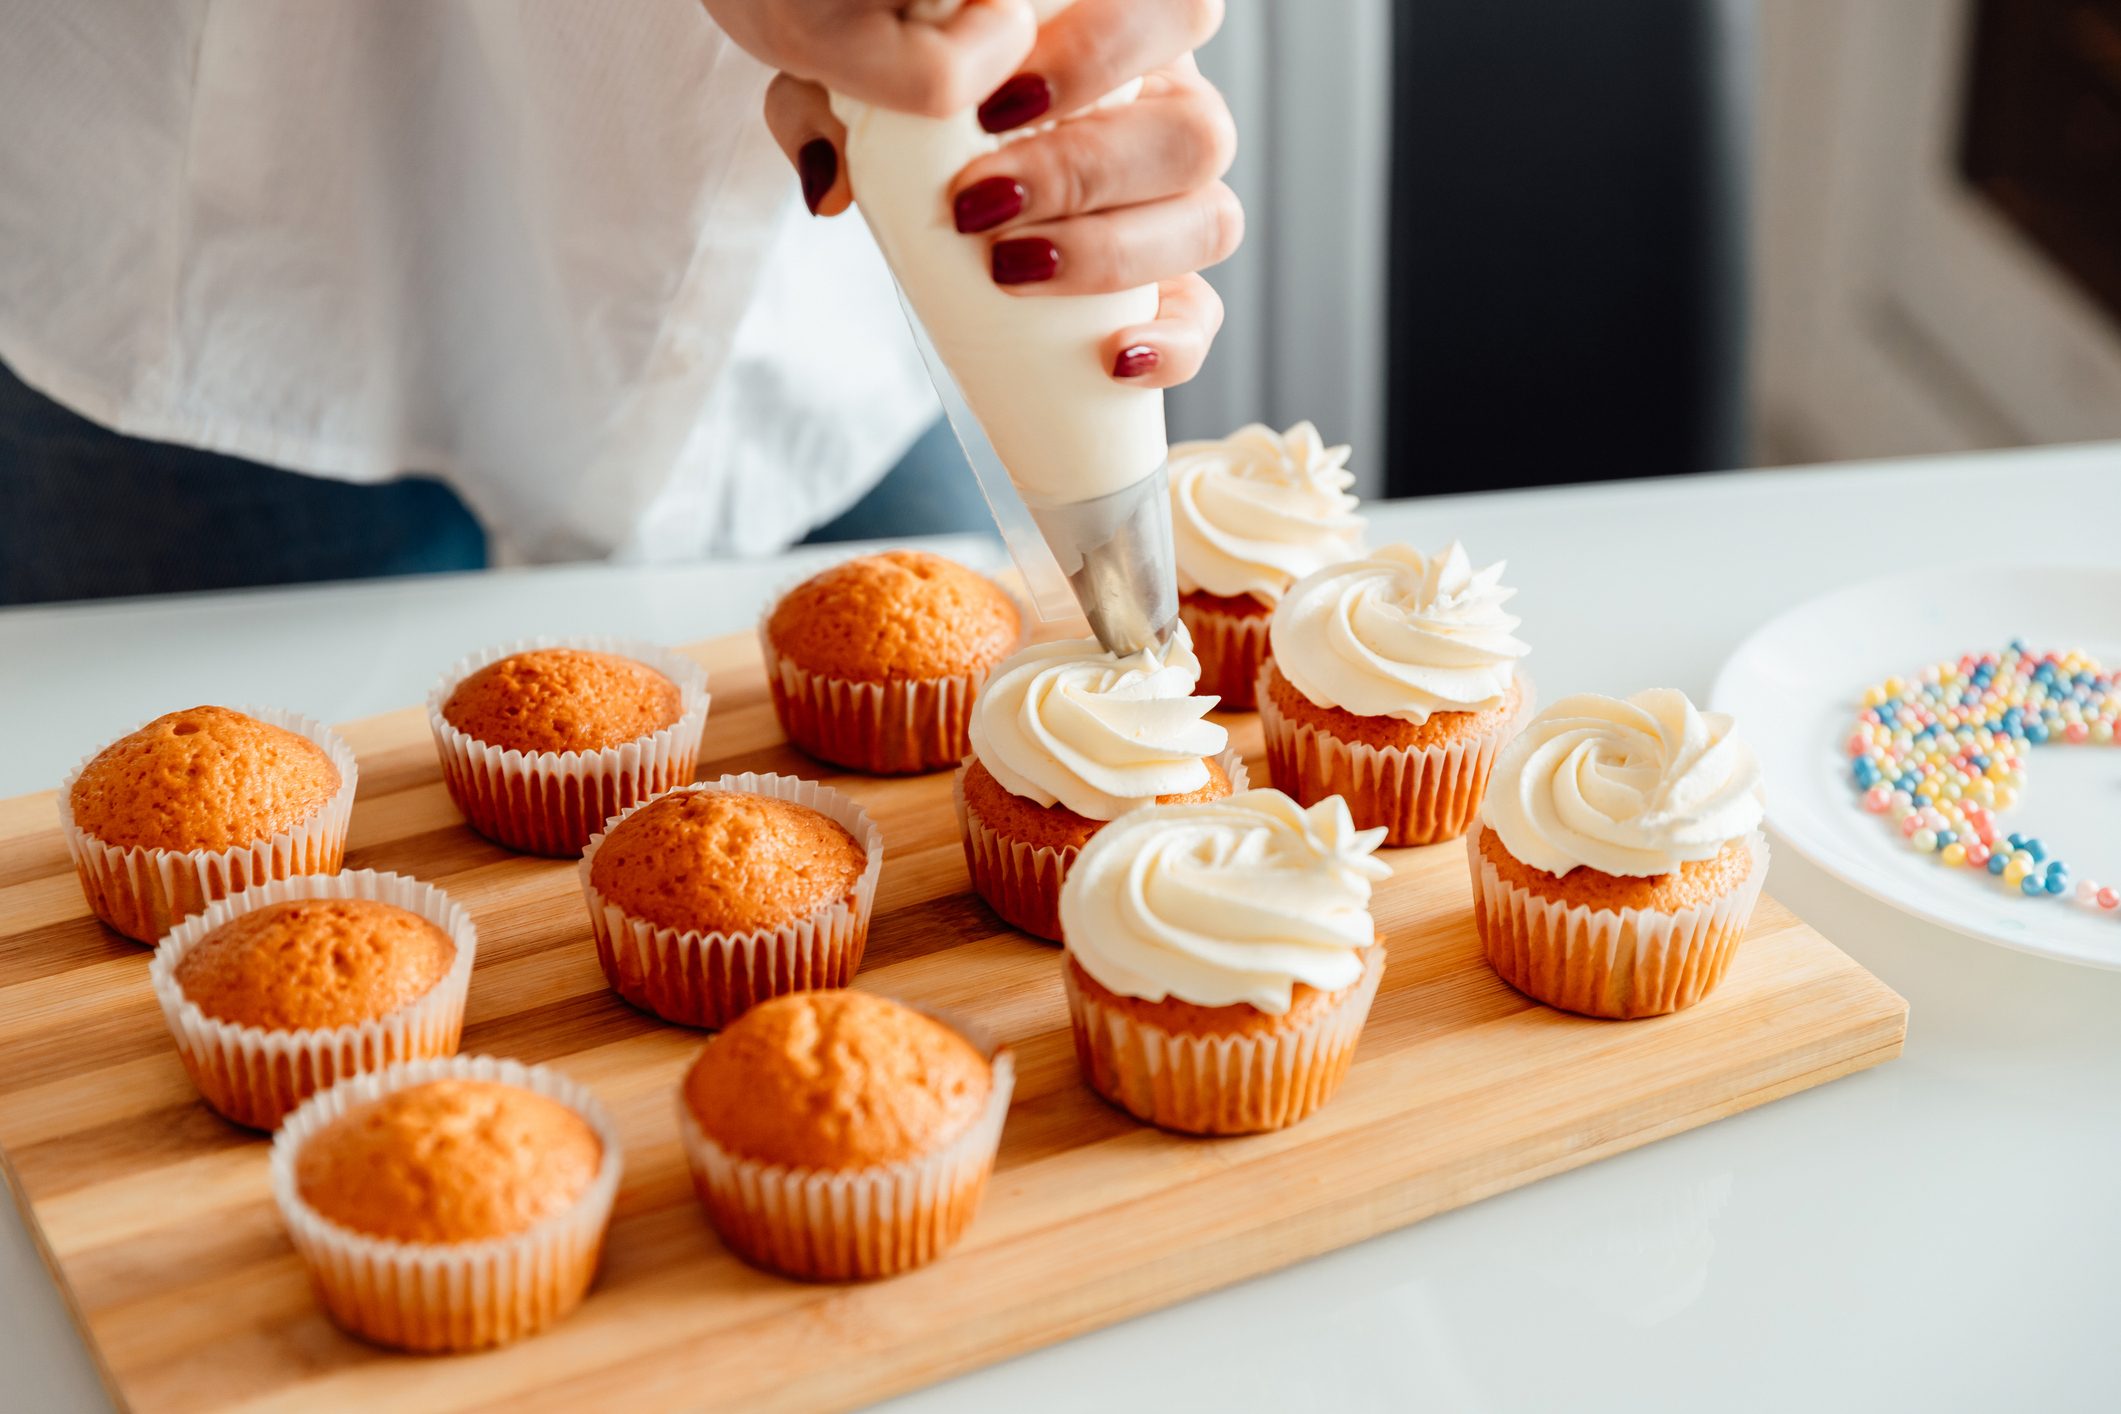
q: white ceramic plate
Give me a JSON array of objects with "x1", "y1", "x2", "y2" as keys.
[{"x1": 1710, "y1": 565, "x2": 2121, "y2": 969}]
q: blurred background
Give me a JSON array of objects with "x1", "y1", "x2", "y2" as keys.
[{"x1": 3, "y1": 0, "x2": 2118, "y2": 602}]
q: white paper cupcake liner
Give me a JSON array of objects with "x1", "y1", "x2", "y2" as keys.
[
  {"x1": 148, "y1": 870, "x2": 477, "y2": 1131},
  {"x1": 1469, "y1": 830, "x2": 1771, "y2": 1019},
  {"x1": 580, "y1": 773, "x2": 884, "y2": 1028},
  {"x1": 1180, "y1": 596, "x2": 1274, "y2": 710},
  {"x1": 756, "y1": 578, "x2": 1021, "y2": 776},
  {"x1": 57, "y1": 707, "x2": 358, "y2": 945},
  {"x1": 1258, "y1": 665, "x2": 1531, "y2": 847},
  {"x1": 271, "y1": 1054, "x2": 622, "y2": 1352},
  {"x1": 427, "y1": 635, "x2": 711, "y2": 857},
  {"x1": 1063, "y1": 945, "x2": 1384, "y2": 1135},
  {"x1": 954, "y1": 747, "x2": 1251, "y2": 943},
  {"x1": 678, "y1": 1011, "x2": 1014, "y2": 1281}
]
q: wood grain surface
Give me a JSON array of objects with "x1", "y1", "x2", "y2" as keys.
[{"x1": 0, "y1": 631, "x2": 1908, "y2": 1414}]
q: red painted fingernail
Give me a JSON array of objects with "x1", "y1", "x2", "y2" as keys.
[
  {"x1": 798, "y1": 139, "x2": 837, "y2": 214},
  {"x1": 978, "y1": 73, "x2": 1052, "y2": 133},
  {"x1": 991, "y1": 236, "x2": 1060, "y2": 285},
  {"x1": 1112, "y1": 345, "x2": 1160, "y2": 379},
  {"x1": 954, "y1": 176, "x2": 1026, "y2": 234}
]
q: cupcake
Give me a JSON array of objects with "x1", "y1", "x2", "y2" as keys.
[
  {"x1": 149, "y1": 870, "x2": 475, "y2": 1130},
  {"x1": 761, "y1": 550, "x2": 1021, "y2": 775},
  {"x1": 1259, "y1": 542, "x2": 1530, "y2": 846},
  {"x1": 430, "y1": 637, "x2": 710, "y2": 857},
  {"x1": 1059, "y1": 789, "x2": 1389, "y2": 1134},
  {"x1": 580, "y1": 773, "x2": 882, "y2": 1028},
  {"x1": 272, "y1": 1055, "x2": 621, "y2": 1351},
  {"x1": 1470, "y1": 689, "x2": 1769, "y2": 1019},
  {"x1": 677, "y1": 990, "x2": 1013, "y2": 1281},
  {"x1": 955, "y1": 625, "x2": 1244, "y2": 941},
  {"x1": 59, "y1": 706, "x2": 357, "y2": 943},
  {"x1": 1170, "y1": 421, "x2": 1366, "y2": 708}
]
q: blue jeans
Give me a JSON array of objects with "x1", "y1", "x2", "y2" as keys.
[{"x1": 0, "y1": 357, "x2": 987, "y2": 605}]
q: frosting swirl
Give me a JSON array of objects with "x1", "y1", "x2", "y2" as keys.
[
  {"x1": 1482, "y1": 689, "x2": 1765, "y2": 878},
  {"x1": 1170, "y1": 421, "x2": 1366, "y2": 604},
  {"x1": 1060, "y1": 789, "x2": 1390, "y2": 1013},
  {"x1": 968, "y1": 625, "x2": 1227, "y2": 820},
  {"x1": 1269, "y1": 542, "x2": 1529, "y2": 722}
]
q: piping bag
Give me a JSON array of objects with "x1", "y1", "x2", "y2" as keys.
[{"x1": 831, "y1": 0, "x2": 1179, "y2": 658}]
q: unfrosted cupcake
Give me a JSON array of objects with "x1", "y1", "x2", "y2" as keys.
[
  {"x1": 678, "y1": 990, "x2": 1013, "y2": 1281},
  {"x1": 430, "y1": 638, "x2": 710, "y2": 856},
  {"x1": 580, "y1": 774, "x2": 882, "y2": 1027},
  {"x1": 1059, "y1": 789, "x2": 1389, "y2": 1134},
  {"x1": 60, "y1": 706, "x2": 357, "y2": 943},
  {"x1": 1471, "y1": 689, "x2": 1768, "y2": 1019},
  {"x1": 1259, "y1": 543, "x2": 1529, "y2": 846},
  {"x1": 955, "y1": 625, "x2": 1243, "y2": 941},
  {"x1": 1170, "y1": 421, "x2": 1365, "y2": 708},
  {"x1": 762, "y1": 550, "x2": 1020, "y2": 775},
  {"x1": 272, "y1": 1056, "x2": 621, "y2": 1351},
  {"x1": 150, "y1": 871, "x2": 475, "y2": 1129}
]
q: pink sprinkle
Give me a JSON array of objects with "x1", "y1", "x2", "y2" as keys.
[
  {"x1": 1863, "y1": 786, "x2": 1892, "y2": 812},
  {"x1": 2100, "y1": 888, "x2": 2119, "y2": 910},
  {"x1": 2066, "y1": 723, "x2": 2089, "y2": 743},
  {"x1": 1899, "y1": 814, "x2": 1922, "y2": 839},
  {"x1": 1965, "y1": 841, "x2": 1991, "y2": 867},
  {"x1": 1847, "y1": 733, "x2": 1869, "y2": 757}
]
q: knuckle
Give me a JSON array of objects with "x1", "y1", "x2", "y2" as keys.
[
  {"x1": 1203, "y1": 183, "x2": 1245, "y2": 264},
  {"x1": 1186, "y1": 0, "x2": 1227, "y2": 43},
  {"x1": 1183, "y1": 91, "x2": 1239, "y2": 178}
]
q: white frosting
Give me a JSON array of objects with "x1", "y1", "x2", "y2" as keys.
[
  {"x1": 967, "y1": 625, "x2": 1226, "y2": 820},
  {"x1": 1059, "y1": 789, "x2": 1389, "y2": 1014},
  {"x1": 1269, "y1": 542, "x2": 1528, "y2": 722},
  {"x1": 831, "y1": 0, "x2": 1166, "y2": 506},
  {"x1": 1481, "y1": 689, "x2": 1765, "y2": 878},
  {"x1": 1170, "y1": 421, "x2": 1365, "y2": 604}
]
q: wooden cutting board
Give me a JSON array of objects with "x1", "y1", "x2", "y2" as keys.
[{"x1": 0, "y1": 630, "x2": 1907, "y2": 1414}]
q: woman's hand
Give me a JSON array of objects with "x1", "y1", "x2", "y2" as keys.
[{"x1": 743, "y1": 0, "x2": 1239, "y2": 390}]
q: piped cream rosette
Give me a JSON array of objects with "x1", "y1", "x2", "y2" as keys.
[
  {"x1": 1171, "y1": 421, "x2": 1366, "y2": 710},
  {"x1": 427, "y1": 635, "x2": 711, "y2": 857},
  {"x1": 58, "y1": 707, "x2": 357, "y2": 945},
  {"x1": 1260, "y1": 543, "x2": 1530, "y2": 845},
  {"x1": 149, "y1": 869, "x2": 476, "y2": 1131},
  {"x1": 955, "y1": 626, "x2": 1243, "y2": 941},
  {"x1": 1471, "y1": 689, "x2": 1769, "y2": 1018},
  {"x1": 677, "y1": 1007, "x2": 1015, "y2": 1282},
  {"x1": 271, "y1": 1055, "x2": 622, "y2": 1352},
  {"x1": 580, "y1": 773, "x2": 884, "y2": 1028},
  {"x1": 1059, "y1": 789, "x2": 1390, "y2": 1134}
]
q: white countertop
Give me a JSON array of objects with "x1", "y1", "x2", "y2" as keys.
[{"x1": 6, "y1": 444, "x2": 2121, "y2": 1413}]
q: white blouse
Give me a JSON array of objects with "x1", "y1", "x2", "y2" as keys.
[{"x1": 0, "y1": 0, "x2": 938, "y2": 561}]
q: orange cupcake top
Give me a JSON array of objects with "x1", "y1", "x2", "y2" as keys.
[
  {"x1": 175, "y1": 897, "x2": 457, "y2": 1031},
  {"x1": 589, "y1": 789, "x2": 867, "y2": 935},
  {"x1": 295, "y1": 1078, "x2": 602, "y2": 1244},
  {"x1": 1264, "y1": 660, "x2": 1522, "y2": 751},
  {"x1": 1476, "y1": 826, "x2": 1754, "y2": 913},
  {"x1": 442, "y1": 648, "x2": 684, "y2": 755},
  {"x1": 683, "y1": 991, "x2": 991, "y2": 1169},
  {"x1": 68, "y1": 706, "x2": 341, "y2": 852},
  {"x1": 766, "y1": 550, "x2": 1019, "y2": 683},
  {"x1": 961, "y1": 754, "x2": 1234, "y2": 854}
]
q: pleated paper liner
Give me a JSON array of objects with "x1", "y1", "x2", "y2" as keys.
[
  {"x1": 271, "y1": 1054, "x2": 623, "y2": 1353},
  {"x1": 580, "y1": 773, "x2": 884, "y2": 1028},
  {"x1": 678, "y1": 1009, "x2": 1014, "y2": 1282},
  {"x1": 1469, "y1": 830, "x2": 1771, "y2": 1019},
  {"x1": 58, "y1": 707, "x2": 358, "y2": 945},
  {"x1": 427, "y1": 635, "x2": 711, "y2": 857},
  {"x1": 1063, "y1": 946, "x2": 1385, "y2": 1135},
  {"x1": 149, "y1": 869, "x2": 476, "y2": 1130},
  {"x1": 1179, "y1": 594, "x2": 1274, "y2": 710},
  {"x1": 954, "y1": 747, "x2": 1251, "y2": 942},
  {"x1": 1257, "y1": 665, "x2": 1531, "y2": 847}
]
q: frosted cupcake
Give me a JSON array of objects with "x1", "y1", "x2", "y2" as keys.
[
  {"x1": 954, "y1": 625, "x2": 1244, "y2": 942},
  {"x1": 1470, "y1": 689, "x2": 1769, "y2": 1019},
  {"x1": 1170, "y1": 421, "x2": 1365, "y2": 709},
  {"x1": 1059, "y1": 789, "x2": 1389, "y2": 1134},
  {"x1": 1259, "y1": 542, "x2": 1529, "y2": 845}
]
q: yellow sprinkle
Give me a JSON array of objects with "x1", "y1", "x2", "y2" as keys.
[{"x1": 1942, "y1": 843, "x2": 1967, "y2": 866}]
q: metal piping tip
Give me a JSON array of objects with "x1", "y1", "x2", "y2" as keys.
[{"x1": 1025, "y1": 464, "x2": 1179, "y2": 658}]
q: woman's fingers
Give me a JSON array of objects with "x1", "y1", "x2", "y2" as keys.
[
  {"x1": 975, "y1": 0, "x2": 1225, "y2": 132},
  {"x1": 763, "y1": 74, "x2": 851, "y2": 214},
  {"x1": 1104, "y1": 274, "x2": 1224, "y2": 386},
  {"x1": 950, "y1": 70, "x2": 1235, "y2": 233},
  {"x1": 988, "y1": 180, "x2": 1243, "y2": 295},
  {"x1": 776, "y1": 1, "x2": 1038, "y2": 118}
]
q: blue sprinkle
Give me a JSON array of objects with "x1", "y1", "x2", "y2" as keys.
[
  {"x1": 1972, "y1": 754, "x2": 1990, "y2": 771},
  {"x1": 2027, "y1": 723, "x2": 2050, "y2": 744},
  {"x1": 2022, "y1": 875, "x2": 2048, "y2": 897},
  {"x1": 1935, "y1": 829, "x2": 1956, "y2": 849},
  {"x1": 1988, "y1": 852, "x2": 2010, "y2": 876},
  {"x1": 2025, "y1": 839, "x2": 2047, "y2": 863},
  {"x1": 2007, "y1": 832, "x2": 2027, "y2": 848},
  {"x1": 1912, "y1": 794, "x2": 1931, "y2": 809}
]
